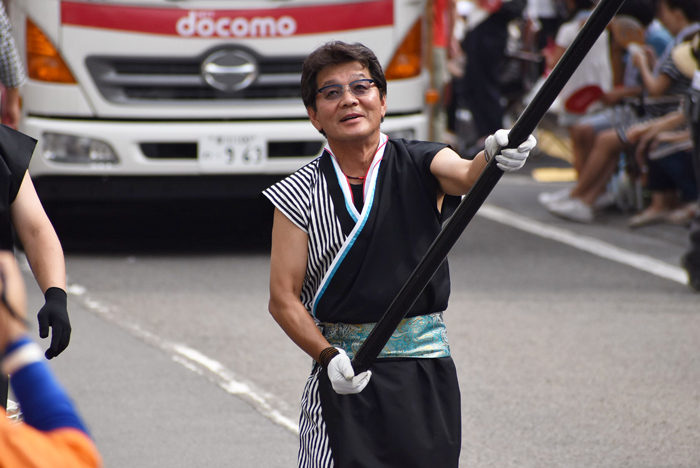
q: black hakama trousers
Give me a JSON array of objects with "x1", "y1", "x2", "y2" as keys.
[{"x1": 300, "y1": 356, "x2": 461, "y2": 468}]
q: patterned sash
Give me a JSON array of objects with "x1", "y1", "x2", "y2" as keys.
[{"x1": 321, "y1": 312, "x2": 450, "y2": 359}]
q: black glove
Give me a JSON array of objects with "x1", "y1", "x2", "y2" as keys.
[{"x1": 37, "y1": 287, "x2": 71, "y2": 359}]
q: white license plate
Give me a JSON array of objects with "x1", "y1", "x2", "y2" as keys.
[{"x1": 198, "y1": 134, "x2": 266, "y2": 172}]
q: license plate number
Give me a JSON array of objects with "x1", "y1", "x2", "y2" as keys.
[{"x1": 198, "y1": 134, "x2": 266, "y2": 171}]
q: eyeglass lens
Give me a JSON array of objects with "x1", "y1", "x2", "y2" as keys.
[{"x1": 319, "y1": 79, "x2": 374, "y2": 101}]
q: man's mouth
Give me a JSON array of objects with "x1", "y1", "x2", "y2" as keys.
[{"x1": 340, "y1": 115, "x2": 361, "y2": 122}]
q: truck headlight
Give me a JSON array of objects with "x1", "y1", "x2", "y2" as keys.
[{"x1": 42, "y1": 133, "x2": 119, "y2": 164}]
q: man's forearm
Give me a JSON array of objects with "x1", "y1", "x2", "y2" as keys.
[{"x1": 21, "y1": 231, "x2": 66, "y2": 293}]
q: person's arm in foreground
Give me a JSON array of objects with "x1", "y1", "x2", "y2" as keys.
[
  {"x1": 0, "y1": 1, "x2": 27, "y2": 129},
  {"x1": 10, "y1": 172, "x2": 70, "y2": 359},
  {"x1": 1, "y1": 86, "x2": 21, "y2": 129},
  {"x1": 0, "y1": 252, "x2": 101, "y2": 468},
  {"x1": 268, "y1": 209, "x2": 370, "y2": 394},
  {"x1": 431, "y1": 129, "x2": 537, "y2": 195}
]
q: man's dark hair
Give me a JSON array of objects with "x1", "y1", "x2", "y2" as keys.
[
  {"x1": 301, "y1": 41, "x2": 387, "y2": 111},
  {"x1": 661, "y1": 0, "x2": 700, "y2": 22}
]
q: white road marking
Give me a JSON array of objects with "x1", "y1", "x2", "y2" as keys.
[
  {"x1": 477, "y1": 204, "x2": 689, "y2": 285},
  {"x1": 63, "y1": 284, "x2": 299, "y2": 435},
  {"x1": 172, "y1": 344, "x2": 298, "y2": 434}
]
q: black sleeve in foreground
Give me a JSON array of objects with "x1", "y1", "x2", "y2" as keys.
[{"x1": 0, "y1": 124, "x2": 37, "y2": 202}]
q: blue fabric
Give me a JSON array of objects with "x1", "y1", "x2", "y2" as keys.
[
  {"x1": 646, "y1": 22, "x2": 673, "y2": 59},
  {"x1": 11, "y1": 359, "x2": 90, "y2": 435},
  {"x1": 2, "y1": 335, "x2": 32, "y2": 357}
]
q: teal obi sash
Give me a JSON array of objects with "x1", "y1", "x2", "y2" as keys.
[{"x1": 321, "y1": 312, "x2": 450, "y2": 360}]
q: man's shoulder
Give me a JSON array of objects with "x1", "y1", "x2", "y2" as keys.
[
  {"x1": 266, "y1": 155, "x2": 323, "y2": 193},
  {"x1": 388, "y1": 138, "x2": 449, "y2": 155}
]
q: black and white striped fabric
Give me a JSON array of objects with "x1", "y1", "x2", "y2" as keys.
[
  {"x1": 263, "y1": 156, "x2": 347, "y2": 319},
  {"x1": 0, "y1": 2, "x2": 26, "y2": 89},
  {"x1": 264, "y1": 156, "x2": 352, "y2": 467},
  {"x1": 297, "y1": 366, "x2": 333, "y2": 468}
]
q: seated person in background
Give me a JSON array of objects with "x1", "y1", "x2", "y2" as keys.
[
  {"x1": 0, "y1": 251, "x2": 101, "y2": 468},
  {"x1": 546, "y1": 0, "x2": 613, "y2": 131},
  {"x1": 541, "y1": 0, "x2": 699, "y2": 223},
  {"x1": 561, "y1": 5, "x2": 672, "y2": 180},
  {"x1": 627, "y1": 111, "x2": 697, "y2": 227}
]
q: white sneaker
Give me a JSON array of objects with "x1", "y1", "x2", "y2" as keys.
[
  {"x1": 538, "y1": 188, "x2": 571, "y2": 206},
  {"x1": 592, "y1": 191, "x2": 615, "y2": 211},
  {"x1": 546, "y1": 198, "x2": 594, "y2": 223}
]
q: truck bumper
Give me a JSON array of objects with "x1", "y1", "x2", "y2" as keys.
[{"x1": 22, "y1": 114, "x2": 427, "y2": 201}]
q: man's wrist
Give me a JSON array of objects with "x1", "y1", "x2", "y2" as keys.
[
  {"x1": 318, "y1": 347, "x2": 340, "y2": 368},
  {"x1": 44, "y1": 287, "x2": 67, "y2": 304}
]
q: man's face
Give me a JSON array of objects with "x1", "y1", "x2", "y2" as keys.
[{"x1": 307, "y1": 62, "x2": 387, "y2": 145}]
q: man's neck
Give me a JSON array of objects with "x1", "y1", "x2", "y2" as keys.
[{"x1": 328, "y1": 134, "x2": 381, "y2": 175}]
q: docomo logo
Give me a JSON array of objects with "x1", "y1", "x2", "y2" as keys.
[{"x1": 176, "y1": 11, "x2": 297, "y2": 38}]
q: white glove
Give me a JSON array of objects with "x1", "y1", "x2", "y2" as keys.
[
  {"x1": 326, "y1": 348, "x2": 372, "y2": 395},
  {"x1": 484, "y1": 129, "x2": 537, "y2": 172}
]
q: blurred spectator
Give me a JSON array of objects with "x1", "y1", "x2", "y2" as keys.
[
  {"x1": 626, "y1": 110, "x2": 697, "y2": 227},
  {"x1": 527, "y1": 0, "x2": 563, "y2": 53},
  {"x1": 0, "y1": 1, "x2": 25, "y2": 129},
  {"x1": 563, "y1": 8, "x2": 671, "y2": 179},
  {"x1": 430, "y1": 0, "x2": 458, "y2": 143},
  {"x1": 676, "y1": 31, "x2": 700, "y2": 291},
  {"x1": 0, "y1": 251, "x2": 102, "y2": 467},
  {"x1": 541, "y1": 0, "x2": 700, "y2": 223},
  {"x1": 547, "y1": 0, "x2": 613, "y2": 129},
  {"x1": 1, "y1": 125, "x2": 71, "y2": 408},
  {"x1": 461, "y1": 0, "x2": 527, "y2": 153}
]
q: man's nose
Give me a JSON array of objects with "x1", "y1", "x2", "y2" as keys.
[{"x1": 339, "y1": 86, "x2": 359, "y2": 105}]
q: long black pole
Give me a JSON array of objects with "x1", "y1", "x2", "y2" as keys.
[
  {"x1": 1, "y1": 374, "x2": 7, "y2": 409},
  {"x1": 352, "y1": 0, "x2": 626, "y2": 374}
]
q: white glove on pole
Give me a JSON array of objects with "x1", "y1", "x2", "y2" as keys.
[
  {"x1": 484, "y1": 129, "x2": 537, "y2": 172},
  {"x1": 326, "y1": 348, "x2": 372, "y2": 395}
]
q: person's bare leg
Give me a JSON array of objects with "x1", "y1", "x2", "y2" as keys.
[
  {"x1": 569, "y1": 122, "x2": 596, "y2": 175},
  {"x1": 578, "y1": 153, "x2": 620, "y2": 205},
  {"x1": 570, "y1": 128, "x2": 624, "y2": 203}
]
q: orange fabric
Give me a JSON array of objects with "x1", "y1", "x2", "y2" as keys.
[{"x1": 0, "y1": 411, "x2": 102, "y2": 468}]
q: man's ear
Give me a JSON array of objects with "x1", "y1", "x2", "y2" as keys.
[{"x1": 307, "y1": 106, "x2": 323, "y2": 133}]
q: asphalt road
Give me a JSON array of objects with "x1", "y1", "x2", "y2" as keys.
[{"x1": 14, "y1": 160, "x2": 700, "y2": 468}]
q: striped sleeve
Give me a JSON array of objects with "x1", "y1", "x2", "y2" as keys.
[{"x1": 262, "y1": 160, "x2": 319, "y2": 233}]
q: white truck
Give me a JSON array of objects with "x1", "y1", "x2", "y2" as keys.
[{"x1": 11, "y1": 0, "x2": 430, "y2": 203}]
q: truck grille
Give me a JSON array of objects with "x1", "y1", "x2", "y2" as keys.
[{"x1": 86, "y1": 54, "x2": 304, "y2": 102}]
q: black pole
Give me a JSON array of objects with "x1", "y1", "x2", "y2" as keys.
[
  {"x1": 352, "y1": 0, "x2": 626, "y2": 373},
  {"x1": 1, "y1": 374, "x2": 7, "y2": 410}
]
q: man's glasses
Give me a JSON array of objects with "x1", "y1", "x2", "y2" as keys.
[{"x1": 317, "y1": 79, "x2": 376, "y2": 101}]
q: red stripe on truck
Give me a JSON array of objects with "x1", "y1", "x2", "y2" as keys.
[{"x1": 60, "y1": 0, "x2": 394, "y2": 38}]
